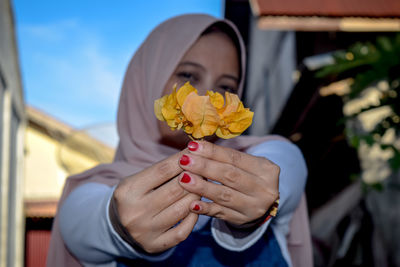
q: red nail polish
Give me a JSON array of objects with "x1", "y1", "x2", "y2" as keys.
[
  {"x1": 193, "y1": 204, "x2": 200, "y2": 211},
  {"x1": 188, "y1": 141, "x2": 199, "y2": 151},
  {"x1": 181, "y1": 173, "x2": 191, "y2": 183},
  {"x1": 180, "y1": 155, "x2": 190, "y2": 165}
]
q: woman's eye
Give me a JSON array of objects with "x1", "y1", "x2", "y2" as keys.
[
  {"x1": 219, "y1": 85, "x2": 236, "y2": 93},
  {"x1": 177, "y1": 72, "x2": 195, "y2": 81}
]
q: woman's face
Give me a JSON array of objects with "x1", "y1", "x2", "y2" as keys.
[{"x1": 158, "y1": 31, "x2": 240, "y2": 149}]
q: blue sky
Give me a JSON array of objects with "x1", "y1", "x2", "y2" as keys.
[{"x1": 13, "y1": 0, "x2": 223, "y2": 128}]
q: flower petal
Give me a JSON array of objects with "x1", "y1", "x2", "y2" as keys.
[
  {"x1": 184, "y1": 124, "x2": 194, "y2": 134},
  {"x1": 162, "y1": 92, "x2": 179, "y2": 120},
  {"x1": 166, "y1": 119, "x2": 177, "y2": 129},
  {"x1": 228, "y1": 109, "x2": 254, "y2": 133},
  {"x1": 154, "y1": 95, "x2": 168, "y2": 121},
  {"x1": 219, "y1": 92, "x2": 241, "y2": 117},
  {"x1": 182, "y1": 92, "x2": 220, "y2": 138},
  {"x1": 177, "y1": 82, "x2": 197, "y2": 107},
  {"x1": 216, "y1": 127, "x2": 240, "y2": 139},
  {"x1": 207, "y1": 91, "x2": 224, "y2": 109}
]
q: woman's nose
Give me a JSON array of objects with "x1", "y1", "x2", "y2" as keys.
[
  {"x1": 196, "y1": 79, "x2": 214, "y2": 95},
  {"x1": 196, "y1": 87, "x2": 207, "y2": 95}
]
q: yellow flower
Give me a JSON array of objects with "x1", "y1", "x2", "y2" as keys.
[
  {"x1": 154, "y1": 82, "x2": 253, "y2": 139},
  {"x1": 182, "y1": 92, "x2": 220, "y2": 139},
  {"x1": 154, "y1": 83, "x2": 197, "y2": 130},
  {"x1": 206, "y1": 91, "x2": 224, "y2": 109},
  {"x1": 215, "y1": 92, "x2": 254, "y2": 139}
]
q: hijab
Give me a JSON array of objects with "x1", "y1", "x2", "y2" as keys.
[{"x1": 47, "y1": 14, "x2": 311, "y2": 267}]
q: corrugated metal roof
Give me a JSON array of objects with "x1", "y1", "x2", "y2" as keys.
[
  {"x1": 251, "y1": 0, "x2": 400, "y2": 17},
  {"x1": 250, "y1": 0, "x2": 400, "y2": 31}
]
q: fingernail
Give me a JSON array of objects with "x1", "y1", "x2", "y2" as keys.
[
  {"x1": 181, "y1": 173, "x2": 191, "y2": 183},
  {"x1": 180, "y1": 155, "x2": 190, "y2": 166},
  {"x1": 193, "y1": 204, "x2": 200, "y2": 211},
  {"x1": 188, "y1": 141, "x2": 199, "y2": 151}
]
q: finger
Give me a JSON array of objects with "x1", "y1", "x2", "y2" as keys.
[
  {"x1": 179, "y1": 153, "x2": 262, "y2": 195},
  {"x1": 153, "y1": 212, "x2": 198, "y2": 252},
  {"x1": 127, "y1": 151, "x2": 185, "y2": 193},
  {"x1": 189, "y1": 200, "x2": 249, "y2": 226},
  {"x1": 178, "y1": 172, "x2": 251, "y2": 212},
  {"x1": 187, "y1": 140, "x2": 271, "y2": 176},
  {"x1": 152, "y1": 192, "x2": 200, "y2": 231},
  {"x1": 146, "y1": 175, "x2": 188, "y2": 213}
]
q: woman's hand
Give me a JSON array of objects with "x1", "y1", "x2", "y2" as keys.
[
  {"x1": 178, "y1": 141, "x2": 280, "y2": 227},
  {"x1": 112, "y1": 151, "x2": 200, "y2": 254}
]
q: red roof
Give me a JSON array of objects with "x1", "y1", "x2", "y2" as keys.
[
  {"x1": 251, "y1": 0, "x2": 400, "y2": 17},
  {"x1": 25, "y1": 230, "x2": 51, "y2": 267}
]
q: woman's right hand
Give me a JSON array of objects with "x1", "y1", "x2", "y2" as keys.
[{"x1": 112, "y1": 151, "x2": 200, "y2": 254}]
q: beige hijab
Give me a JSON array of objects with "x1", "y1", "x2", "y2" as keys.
[{"x1": 47, "y1": 14, "x2": 312, "y2": 267}]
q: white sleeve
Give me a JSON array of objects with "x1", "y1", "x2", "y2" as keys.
[
  {"x1": 59, "y1": 182, "x2": 175, "y2": 264},
  {"x1": 211, "y1": 140, "x2": 308, "y2": 251}
]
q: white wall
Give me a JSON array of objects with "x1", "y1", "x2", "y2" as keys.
[{"x1": 0, "y1": 0, "x2": 26, "y2": 266}]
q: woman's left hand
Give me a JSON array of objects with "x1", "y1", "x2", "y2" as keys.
[{"x1": 177, "y1": 140, "x2": 280, "y2": 227}]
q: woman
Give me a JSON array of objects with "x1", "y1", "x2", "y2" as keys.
[{"x1": 47, "y1": 14, "x2": 312, "y2": 267}]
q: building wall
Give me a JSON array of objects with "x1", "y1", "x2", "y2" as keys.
[
  {"x1": 24, "y1": 126, "x2": 99, "y2": 201},
  {"x1": 24, "y1": 127, "x2": 69, "y2": 201},
  {"x1": 0, "y1": 0, "x2": 26, "y2": 266},
  {"x1": 23, "y1": 113, "x2": 115, "y2": 265}
]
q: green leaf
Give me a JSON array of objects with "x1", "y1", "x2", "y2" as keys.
[
  {"x1": 312, "y1": 33, "x2": 400, "y2": 192},
  {"x1": 370, "y1": 182, "x2": 384, "y2": 191},
  {"x1": 380, "y1": 144, "x2": 394, "y2": 150},
  {"x1": 389, "y1": 153, "x2": 400, "y2": 170},
  {"x1": 349, "y1": 173, "x2": 359, "y2": 182},
  {"x1": 350, "y1": 135, "x2": 360, "y2": 148},
  {"x1": 364, "y1": 135, "x2": 375, "y2": 146},
  {"x1": 377, "y1": 36, "x2": 393, "y2": 52}
]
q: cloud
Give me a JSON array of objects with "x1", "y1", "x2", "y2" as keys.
[
  {"x1": 19, "y1": 19, "x2": 130, "y2": 128},
  {"x1": 39, "y1": 42, "x2": 122, "y2": 105},
  {"x1": 20, "y1": 19, "x2": 79, "y2": 42},
  {"x1": 81, "y1": 44, "x2": 122, "y2": 103}
]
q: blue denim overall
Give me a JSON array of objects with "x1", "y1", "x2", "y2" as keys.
[{"x1": 118, "y1": 220, "x2": 288, "y2": 267}]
